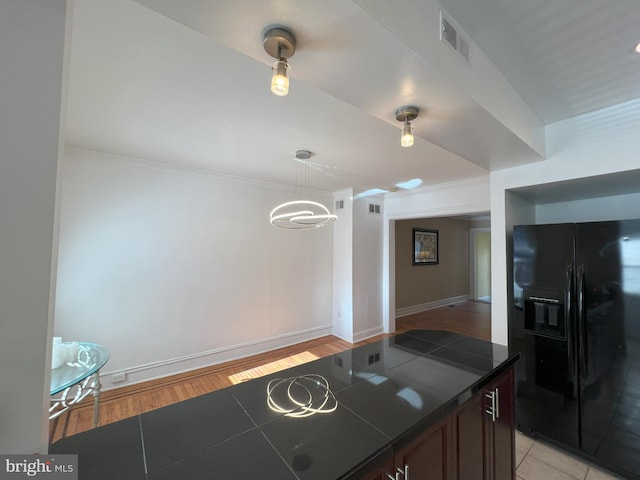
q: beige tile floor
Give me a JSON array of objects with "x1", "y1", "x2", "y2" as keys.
[{"x1": 515, "y1": 431, "x2": 627, "y2": 480}]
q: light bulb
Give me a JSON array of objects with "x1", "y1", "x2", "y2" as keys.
[
  {"x1": 271, "y1": 60, "x2": 289, "y2": 96},
  {"x1": 401, "y1": 121, "x2": 414, "y2": 147}
]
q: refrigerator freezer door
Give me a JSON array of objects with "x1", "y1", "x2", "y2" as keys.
[
  {"x1": 575, "y1": 220, "x2": 640, "y2": 476},
  {"x1": 511, "y1": 223, "x2": 579, "y2": 448}
]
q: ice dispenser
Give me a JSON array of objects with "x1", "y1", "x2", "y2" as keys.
[{"x1": 523, "y1": 288, "x2": 566, "y2": 339}]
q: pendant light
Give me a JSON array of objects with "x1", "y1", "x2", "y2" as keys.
[
  {"x1": 263, "y1": 27, "x2": 296, "y2": 97},
  {"x1": 269, "y1": 150, "x2": 337, "y2": 230},
  {"x1": 395, "y1": 106, "x2": 419, "y2": 147}
]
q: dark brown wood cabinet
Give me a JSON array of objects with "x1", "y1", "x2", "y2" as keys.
[
  {"x1": 353, "y1": 367, "x2": 515, "y2": 480},
  {"x1": 485, "y1": 368, "x2": 515, "y2": 480},
  {"x1": 452, "y1": 390, "x2": 485, "y2": 479},
  {"x1": 353, "y1": 418, "x2": 451, "y2": 480},
  {"x1": 350, "y1": 447, "x2": 395, "y2": 480},
  {"x1": 394, "y1": 417, "x2": 452, "y2": 480},
  {"x1": 452, "y1": 367, "x2": 515, "y2": 480}
]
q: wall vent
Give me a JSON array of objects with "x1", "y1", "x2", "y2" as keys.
[
  {"x1": 441, "y1": 16, "x2": 457, "y2": 50},
  {"x1": 368, "y1": 203, "x2": 381, "y2": 215},
  {"x1": 335, "y1": 199, "x2": 344, "y2": 210},
  {"x1": 440, "y1": 10, "x2": 470, "y2": 62}
]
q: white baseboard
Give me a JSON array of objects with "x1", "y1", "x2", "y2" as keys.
[
  {"x1": 395, "y1": 294, "x2": 471, "y2": 318},
  {"x1": 353, "y1": 326, "x2": 384, "y2": 343},
  {"x1": 100, "y1": 324, "x2": 333, "y2": 391}
]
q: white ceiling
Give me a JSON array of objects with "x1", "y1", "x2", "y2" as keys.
[
  {"x1": 64, "y1": 0, "x2": 640, "y2": 195},
  {"x1": 438, "y1": 0, "x2": 640, "y2": 124}
]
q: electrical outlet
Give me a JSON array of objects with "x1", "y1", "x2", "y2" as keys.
[{"x1": 112, "y1": 372, "x2": 126, "y2": 383}]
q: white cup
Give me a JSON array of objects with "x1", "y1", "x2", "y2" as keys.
[{"x1": 51, "y1": 337, "x2": 64, "y2": 369}]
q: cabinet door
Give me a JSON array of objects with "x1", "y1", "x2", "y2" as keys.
[
  {"x1": 348, "y1": 450, "x2": 394, "y2": 480},
  {"x1": 394, "y1": 417, "x2": 451, "y2": 480},
  {"x1": 452, "y1": 393, "x2": 487, "y2": 480},
  {"x1": 487, "y1": 368, "x2": 515, "y2": 480}
]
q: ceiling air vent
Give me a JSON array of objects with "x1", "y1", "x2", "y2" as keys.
[{"x1": 440, "y1": 10, "x2": 470, "y2": 62}]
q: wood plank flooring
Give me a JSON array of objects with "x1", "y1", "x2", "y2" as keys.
[{"x1": 49, "y1": 300, "x2": 490, "y2": 444}]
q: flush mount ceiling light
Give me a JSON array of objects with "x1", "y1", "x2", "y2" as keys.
[
  {"x1": 395, "y1": 106, "x2": 419, "y2": 147},
  {"x1": 263, "y1": 27, "x2": 296, "y2": 96},
  {"x1": 269, "y1": 150, "x2": 337, "y2": 230},
  {"x1": 354, "y1": 178, "x2": 423, "y2": 199}
]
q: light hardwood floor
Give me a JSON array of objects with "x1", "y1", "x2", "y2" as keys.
[{"x1": 49, "y1": 300, "x2": 490, "y2": 444}]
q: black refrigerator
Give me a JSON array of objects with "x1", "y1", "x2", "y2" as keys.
[{"x1": 511, "y1": 220, "x2": 640, "y2": 479}]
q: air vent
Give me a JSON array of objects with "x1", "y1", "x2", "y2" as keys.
[
  {"x1": 368, "y1": 203, "x2": 381, "y2": 215},
  {"x1": 335, "y1": 199, "x2": 344, "y2": 210},
  {"x1": 441, "y1": 16, "x2": 457, "y2": 50},
  {"x1": 440, "y1": 10, "x2": 470, "y2": 62}
]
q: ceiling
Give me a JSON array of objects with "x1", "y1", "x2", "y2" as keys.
[
  {"x1": 439, "y1": 0, "x2": 640, "y2": 125},
  {"x1": 64, "y1": 0, "x2": 640, "y2": 195}
]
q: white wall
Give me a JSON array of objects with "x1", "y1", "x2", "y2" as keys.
[
  {"x1": 536, "y1": 192, "x2": 640, "y2": 224},
  {"x1": 332, "y1": 189, "x2": 354, "y2": 341},
  {"x1": 0, "y1": 0, "x2": 69, "y2": 454},
  {"x1": 55, "y1": 147, "x2": 334, "y2": 388},
  {"x1": 331, "y1": 190, "x2": 385, "y2": 342},
  {"x1": 353, "y1": 195, "x2": 384, "y2": 341},
  {"x1": 385, "y1": 176, "x2": 490, "y2": 220},
  {"x1": 491, "y1": 98, "x2": 640, "y2": 346}
]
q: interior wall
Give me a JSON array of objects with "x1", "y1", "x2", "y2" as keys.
[
  {"x1": 395, "y1": 217, "x2": 470, "y2": 310},
  {"x1": 54, "y1": 147, "x2": 334, "y2": 388},
  {"x1": 353, "y1": 195, "x2": 384, "y2": 340},
  {"x1": 535, "y1": 192, "x2": 640, "y2": 224},
  {"x1": 0, "y1": 0, "x2": 69, "y2": 454},
  {"x1": 332, "y1": 189, "x2": 354, "y2": 341}
]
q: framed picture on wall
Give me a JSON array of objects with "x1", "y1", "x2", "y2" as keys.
[{"x1": 413, "y1": 228, "x2": 439, "y2": 265}]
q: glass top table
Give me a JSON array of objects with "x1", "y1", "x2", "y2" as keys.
[{"x1": 50, "y1": 342, "x2": 110, "y2": 427}]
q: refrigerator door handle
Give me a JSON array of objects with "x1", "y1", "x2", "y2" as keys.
[
  {"x1": 566, "y1": 263, "x2": 575, "y2": 378},
  {"x1": 577, "y1": 263, "x2": 588, "y2": 378}
]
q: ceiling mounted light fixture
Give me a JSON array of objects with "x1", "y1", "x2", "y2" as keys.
[
  {"x1": 269, "y1": 150, "x2": 337, "y2": 230},
  {"x1": 395, "y1": 106, "x2": 419, "y2": 147},
  {"x1": 263, "y1": 27, "x2": 296, "y2": 96}
]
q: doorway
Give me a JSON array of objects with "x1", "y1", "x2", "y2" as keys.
[{"x1": 471, "y1": 228, "x2": 491, "y2": 302}]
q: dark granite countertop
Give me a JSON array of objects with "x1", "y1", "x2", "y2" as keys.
[{"x1": 50, "y1": 330, "x2": 519, "y2": 480}]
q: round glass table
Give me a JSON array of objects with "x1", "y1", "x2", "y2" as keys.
[{"x1": 50, "y1": 342, "x2": 110, "y2": 427}]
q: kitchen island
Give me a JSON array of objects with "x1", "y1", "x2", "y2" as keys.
[{"x1": 50, "y1": 330, "x2": 519, "y2": 479}]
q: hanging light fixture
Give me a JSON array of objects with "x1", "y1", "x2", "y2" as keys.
[
  {"x1": 263, "y1": 27, "x2": 296, "y2": 97},
  {"x1": 395, "y1": 106, "x2": 419, "y2": 147},
  {"x1": 269, "y1": 150, "x2": 337, "y2": 230}
]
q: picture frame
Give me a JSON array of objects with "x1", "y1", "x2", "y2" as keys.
[{"x1": 413, "y1": 228, "x2": 439, "y2": 265}]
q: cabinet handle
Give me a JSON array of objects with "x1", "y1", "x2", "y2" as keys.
[
  {"x1": 386, "y1": 465, "x2": 409, "y2": 480},
  {"x1": 495, "y1": 388, "x2": 499, "y2": 419},
  {"x1": 485, "y1": 390, "x2": 496, "y2": 422}
]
